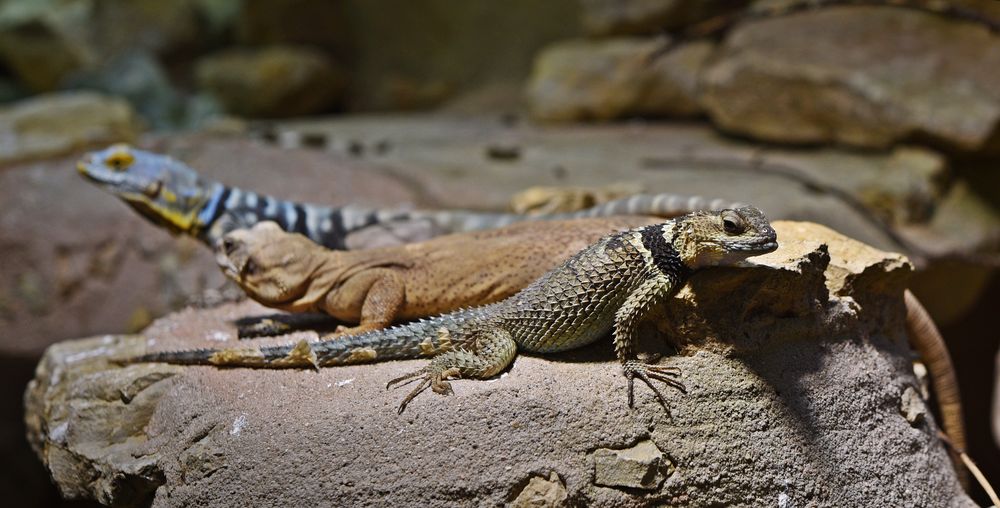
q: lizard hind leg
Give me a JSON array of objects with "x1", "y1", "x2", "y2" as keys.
[{"x1": 386, "y1": 326, "x2": 517, "y2": 414}]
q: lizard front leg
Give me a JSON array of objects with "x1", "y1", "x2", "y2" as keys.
[
  {"x1": 324, "y1": 269, "x2": 405, "y2": 337},
  {"x1": 386, "y1": 326, "x2": 517, "y2": 413},
  {"x1": 614, "y1": 276, "x2": 686, "y2": 413}
]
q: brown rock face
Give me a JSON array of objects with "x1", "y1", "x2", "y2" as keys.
[
  {"x1": 700, "y1": 5, "x2": 1000, "y2": 152},
  {"x1": 526, "y1": 38, "x2": 709, "y2": 121},
  {"x1": 24, "y1": 221, "x2": 972, "y2": 506},
  {"x1": 196, "y1": 45, "x2": 347, "y2": 118}
]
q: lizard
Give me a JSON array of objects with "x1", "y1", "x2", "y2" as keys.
[
  {"x1": 124, "y1": 206, "x2": 780, "y2": 414},
  {"x1": 77, "y1": 144, "x2": 735, "y2": 250},
  {"x1": 216, "y1": 216, "x2": 664, "y2": 337}
]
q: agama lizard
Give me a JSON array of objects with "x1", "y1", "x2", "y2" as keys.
[
  {"x1": 216, "y1": 216, "x2": 662, "y2": 336},
  {"x1": 78, "y1": 144, "x2": 734, "y2": 250},
  {"x1": 127, "y1": 206, "x2": 779, "y2": 413}
]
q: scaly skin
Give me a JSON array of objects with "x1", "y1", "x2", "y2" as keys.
[
  {"x1": 127, "y1": 207, "x2": 779, "y2": 413},
  {"x1": 217, "y1": 216, "x2": 663, "y2": 336},
  {"x1": 78, "y1": 144, "x2": 735, "y2": 249}
]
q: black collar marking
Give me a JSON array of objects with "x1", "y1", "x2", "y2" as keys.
[{"x1": 640, "y1": 224, "x2": 692, "y2": 281}]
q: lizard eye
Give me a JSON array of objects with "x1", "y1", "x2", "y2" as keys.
[
  {"x1": 243, "y1": 258, "x2": 260, "y2": 277},
  {"x1": 105, "y1": 150, "x2": 135, "y2": 171},
  {"x1": 722, "y1": 214, "x2": 745, "y2": 235}
]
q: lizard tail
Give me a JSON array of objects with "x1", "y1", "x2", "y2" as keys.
[
  {"x1": 904, "y1": 290, "x2": 966, "y2": 453},
  {"x1": 121, "y1": 306, "x2": 495, "y2": 368},
  {"x1": 556, "y1": 193, "x2": 740, "y2": 219}
]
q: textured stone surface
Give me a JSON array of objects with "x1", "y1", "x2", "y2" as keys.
[
  {"x1": 510, "y1": 471, "x2": 568, "y2": 507},
  {"x1": 24, "y1": 221, "x2": 973, "y2": 506},
  {"x1": 0, "y1": 91, "x2": 140, "y2": 164},
  {"x1": 195, "y1": 45, "x2": 347, "y2": 118},
  {"x1": 527, "y1": 37, "x2": 710, "y2": 121},
  {"x1": 700, "y1": 5, "x2": 1000, "y2": 152}
]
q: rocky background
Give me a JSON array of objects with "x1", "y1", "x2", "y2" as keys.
[{"x1": 1, "y1": 0, "x2": 999, "y2": 506}]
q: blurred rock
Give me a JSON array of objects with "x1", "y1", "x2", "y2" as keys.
[
  {"x1": 0, "y1": 0, "x2": 208, "y2": 92},
  {"x1": 67, "y1": 52, "x2": 224, "y2": 131},
  {"x1": 510, "y1": 183, "x2": 644, "y2": 215},
  {"x1": 342, "y1": 0, "x2": 580, "y2": 111},
  {"x1": 196, "y1": 45, "x2": 347, "y2": 118},
  {"x1": 23, "y1": 222, "x2": 972, "y2": 506},
  {"x1": 526, "y1": 38, "x2": 710, "y2": 121},
  {"x1": 0, "y1": 3, "x2": 91, "y2": 92},
  {"x1": 700, "y1": 5, "x2": 1000, "y2": 152},
  {"x1": 580, "y1": 0, "x2": 743, "y2": 36},
  {"x1": 0, "y1": 91, "x2": 140, "y2": 164}
]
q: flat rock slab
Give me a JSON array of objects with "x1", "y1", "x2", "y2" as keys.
[{"x1": 25, "y1": 221, "x2": 972, "y2": 506}]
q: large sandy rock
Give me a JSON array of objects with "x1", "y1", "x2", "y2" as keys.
[
  {"x1": 195, "y1": 45, "x2": 347, "y2": 118},
  {"x1": 700, "y1": 5, "x2": 1000, "y2": 152},
  {"x1": 0, "y1": 91, "x2": 140, "y2": 164},
  {"x1": 24, "y1": 221, "x2": 973, "y2": 506},
  {"x1": 526, "y1": 37, "x2": 710, "y2": 121}
]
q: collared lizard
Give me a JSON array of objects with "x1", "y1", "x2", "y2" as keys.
[
  {"x1": 78, "y1": 144, "x2": 733, "y2": 250},
  {"x1": 125, "y1": 206, "x2": 779, "y2": 414}
]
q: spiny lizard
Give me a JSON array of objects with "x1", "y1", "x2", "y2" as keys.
[
  {"x1": 125, "y1": 206, "x2": 779, "y2": 413},
  {"x1": 78, "y1": 144, "x2": 734, "y2": 250}
]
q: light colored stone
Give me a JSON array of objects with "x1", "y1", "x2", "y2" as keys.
[
  {"x1": 592, "y1": 439, "x2": 669, "y2": 490},
  {"x1": 0, "y1": 91, "x2": 140, "y2": 163},
  {"x1": 24, "y1": 221, "x2": 974, "y2": 506},
  {"x1": 700, "y1": 5, "x2": 1000, "y2": 152},
  {"x1": 527, "y1": 37, "x2": 710, "y2": 121},
  {"x1": 196, "y1": 45, "x2": 347, "y2": 118},
  {"x1": 511, "y1": 471, "x2": 568, "y2": 507}
]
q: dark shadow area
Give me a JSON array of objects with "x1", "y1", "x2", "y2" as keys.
[{"x1": 0, "y1": 356, "x2": 102, "y2": 508}]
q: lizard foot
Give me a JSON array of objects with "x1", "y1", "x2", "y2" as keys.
[
  {"x1": 386, "y1": 366, "x2": 462, "y2": 414},
  {"x1": 623, "y1": 360, "x2": 686, "y2": 415}
]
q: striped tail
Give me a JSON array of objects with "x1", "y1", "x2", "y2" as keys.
[
  {"x1": 392, "y1": 193, "x2": 743, "y2": 234},
  {"x1": 123, "y1": 306, "x2": 497, "y2": 368}
]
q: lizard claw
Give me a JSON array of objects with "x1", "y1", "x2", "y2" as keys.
[
  {"x1": 623, "y1": 360, "x2": 686, "y2": 415},
  {"x1": 386, "y1": 366, "x2": 461, "y2": 414}
]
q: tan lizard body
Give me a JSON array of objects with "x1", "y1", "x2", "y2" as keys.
[{"x1": 218, "y1": 216, "x2": 663, "y2": 336}]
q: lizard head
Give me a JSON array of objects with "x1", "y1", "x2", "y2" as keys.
[
  {"x1": 215, "y1": 222, "x2": 320, "y2": 305},
  {"x1": 673, "y1": 206, "x2": 778, "y2": 269},
  {"x1": 78, "y1": 144, "x2": 213, "y2": 235}
]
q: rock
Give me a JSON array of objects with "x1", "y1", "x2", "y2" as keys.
[
  {"x1": 342, "y1": 0, "x2": 580, "y2": 111},
  {"x1": 527, "y1": 38, "x2": 710, "y2": 121},
  {"x1": 700, "y1": 5, "x2": 1000, "y2": 152},
  {"x1": 900, "y1": 386, "x2": 927, "y2": 425},
  {"x1": 0, "y1": 91, "x2": 140, "y2": 164},
  {"x1": 66, "y1": 52, "x2": 223, "y2": 131},
  {"x1": 579, "y1": 0, "x2": 740, "y2": 36},
  {"x1": 510, "y1": 472, "x2": 568, "y2": 508},
  {"x1": 24, "y1": 221, "x2": 973, "y2": 506},
  {"x1": 0, "y1": 6, "x2": 91, "y2": 92},
  {"x1": 0, "y1": 0, "x2": 208, "y2": 92},
  {"x1": 592, "y1": 439, "x2": 670, "y2": 490},
  {"x1": 195, "y1": 45, "x2": 347, "y2": 118}
]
